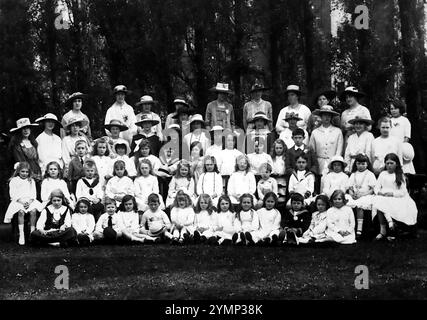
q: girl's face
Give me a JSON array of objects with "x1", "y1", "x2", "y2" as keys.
[
  {"x1": 254, "y1": 119, "x2": 265, "y2": 130},
  {"x1": 385, "y1": 159, "x2": 397, "y2": 173},
  {"x1": 356, "y1": 161, "x2": 368, "y2": 172},
  {"x1": 115, "y1": 166, "x2": 125, "y2": 177},
  {"x1": 192, "y1": 122, "x2": 202, "y2": 130},
  {"x1": 317, "y1": 95, "x2": 329, "y2": 107},
  {"x1": 332, "y1": 162, "x2": 343, "y2": 173},
  {"x1": 85, "y1": 167, "x2": 95, "y2": 179},
  {"x1": 205, "y1": 159, "x2": 215, "y2": 172},
  {"x1": 219, "y1": 199, "x2": 230, "y2": 212},
  {"x1": 241, "y1": 197, "x2": 252, "y2": 211},
  {"x1": 178, "y1": 198, "x2": 187, "y2": 208},
  {"x1": 316, "y1": 200, "x2": 327, "y2": 213},
  {"x1": 97, "y1": 143, "x2": 107, "y2": 156},
  {"x1": 110, "y1": 126, "x2": 120, "y2": 138},
  {"x1": 51, "y1": 196, "x2": 63, "y2": 208},
  {"x1": 140, "y1": 163, "x2": 150, "y2": 176},
  {"x1": 389, "y1": 104, "x2": 400, "y2": 118},
  {"x1": 19, "y1": 168, "x2": 30, "y2": 179},
  {"x1": 226, "y1": 135, "x2": 234, "y2": 149},
  {"x1": 106, "y1": 203, "x2": 117, "y2": 215},
  {"x1": 179, "y1": 165, "x2": 189, "y2": 177},
  {"x1": 48, "y1": 165, "x2": 59, "y2": 178},
  {"x1": 379, "y1": 121, "x2": 391, "y2": 137},
  {"x1": 321, "y1": 114, "x2": 332, "y2": 125},
  {"x1": 237, "y1": 158, "x2": 248, "y2": 171},
  {"x1": 116, "y1": 146, "x2": 126, "y2": 156},
  {"x1": 70, "y1": 123, "x2": 81, "y2": 135},
  {"x1": 141, "y1": 146, "x2": 150, "y2": 157},
  {"x1": 22, "y1": 127, "x2": 31, "y2": 138},
  {"x1": 291, "y1": 200, "x2": 303, "y2": 211},
  {"x1": 78, "y1": 203, "x2": 89, "y2": 214},
  {"x1": 354, "y1": 122, "x2": 366, "y2": 133},
  {"x1": 296, "y1": 158, "x2": 307, "y2": 171},
  {"x1": 333, "y1": 195, "x2": 345, "y2": 208},
  {"x1": 260, "y1": 167, "x2": 271, "y2": 180},
  {"x1": 265, "y1": 197, "x2": 276, "y2": 210},
  {"x1": 191, "y1": 146, "x2": 201, "y2": 158},
  {"x1": 73, "y1": 99, "x2": 82, "y2": 110},
  {"x1": 199, "y1": 198, "x2": 209, "y2": 211},
  {"x1": 124, "y1": 199, "x2": 135, "y2": 212},
  {"x1": 115, "y1": 93, "x2": 125, "y2": 103},
  {"x1": 274, "y1": 143, "x2": 284, "y2": 156},
  {"x1": 44, "y1": 120, "x2": 55, "y2": 131},
  {"x1": 142, "y1": 122, "x2": 152, "y2": 131}
]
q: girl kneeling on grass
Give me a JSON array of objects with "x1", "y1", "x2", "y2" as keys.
[
  {"x1": 192, "y1": 194, "x2": 219, "y2": 245},
  {"x1": 140, "y1": 193, "x2": 173, "y2": 243},
  {"x1": 31, "y1": 189, "x2": 76, "y2": 247},
  {"x1": 170, "y1": 190, "x2": 195, "y2": 244},
  {"x1": 325, "y1": 190, "x2": 356, "y2": 244},
  {"x1": 372, "y1": 153, "x2": 417, "y2": 241},
  {"x1": 253, "y1": 192, "x2": 281, "y2": 245},
  {"x1": 71, "y1": 198, "x2": 95, "y2": 246},
  {"x1": 232, "y1": 193, "x2": 260, "y2": 246},
  {"x1": 279, "y1": 193, "x2": 311, "y2": 245},
  {"x1": 94, "y1": 197, "x2": 124, "y2": 244},
  {"x1": 299, "y1": 194, "x2": 329, "y2": 244},
  {"x1": 215, "y1": 195, "x2": 237, "y2": 246}
]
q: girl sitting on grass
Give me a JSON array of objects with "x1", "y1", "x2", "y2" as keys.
[
  {"x1": 325, "y1": 190, "x2": 356, "y2": 244},
  {"x1": 299, "y1": 194, "x2": 329, "y2": 244},
  {"x1": 71, "y1": 198, "x2": 95, "y2": 246},
  {"x1": 170, "y1": 190, "x2": 195, "y2": 244},
  {"x1": 232, "y1": 193, "x2": 259, "y2": 246},
  {"x1": 192, "y1": 194, "x2": 219, "y2": 245},
  {"x1": 254, "y1": 192, "x2": 281, "y2": 245},
  {"x1": 215, "y1": 195, "x2": 237, "y2": 246}
]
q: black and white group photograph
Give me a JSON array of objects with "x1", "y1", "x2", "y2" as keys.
[{"x1": 0, "y1": 0, "x2": 427, "y2": 308}]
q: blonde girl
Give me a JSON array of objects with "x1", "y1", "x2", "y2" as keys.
[
  {"x1": 41, "y1": 161, "x2": 73, "y2": 208},
  {"x1": 166, "y1": 160, "x2": 195, "y2": 208},
  {"x1": 105, "y1": 160, "x2": 135, "y2": 206},
  {"x1": 170, "y1": 190, "x2": 195, "y2": 244},
  {"x1": 227, "y1": 155, "x2": 256, "y2": 206},
  {"x1": 192, "y1": 194, "x2": 219, "y2": 244},
  {"x1": 134, "y1": 159, "x2": 165, "y2": 212},
  {"x1": 91, "y1": 137, "x2": 114, "y2": 187},
  {"x1": 196, "y1": 156, "x2": 223, "y2": 207},
  {"x1": 270, "y1": 139, "x2": 287, "y2": 203},
  {"x1": 232, "y1": 194, "x2": 259, "y2": 246},
  {"x1": 214, "y1": 195, "x2": 237, "y2": 245}
]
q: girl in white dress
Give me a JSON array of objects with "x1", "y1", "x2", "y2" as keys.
[
  {"x1": 105, "y1": 160, "x2": 135, "y2": 206},
  {"x1": 372, "y1": 153, "x2": 418, "y2": 240},
  {"x1": 347, "y1": 154, "x2": 377, "y2": 238},
  {"x1": 389, "y1": 99, "x2": 411, "y2": 143},
  {"x1": 170, "y1": 190, "x2": 195, "y2": 244},
  {"x1": 344, "y1": 116, "x2": 375, "y2": 171},
  {"x1": 166, "y1": 160, "x2": 196, "y2": 208},
  {"x1": 232, "y1": 194, "x2": 260, "y2": 246},
  {"x1": 325, "y1": 190, "x2": 356, "y2": 244},
  {"x1": 71, "y1": 198, "x2": 95, "y2": 246},
  {"x1": 371, "y1": 117, "x2": 403, "y2": 175},
  {"x1": 41, "y1": 161, "x2": 74, "y2": 209},
  {"x1": 134, "y1": 159, "x2": 165, "y2": 212},
  {"x1": 196, "y1": 156, "x2": 223, "y2": 208},
  {"x1": 215, "y1": 195, "x2": 237, "y2": 245},
  {"x1": 253, "y1": 192, "x2": 281, "y2": 245},
  {"x1": 131, "y1": 139, "x2": 164, "y2": 177},
  {"x1": 91, "y1": 137, "x2": 114, "y2": 188},
  {"x1": 270, "y1": 139, "x2": 287, "y2": 204},
  {"x1": 247, "y1": 137, "x2": 273, "y2": 176},
  {"x1": 227, "y1": 155, "x2": 257, "y2": 206},
  {"x1": 113, "y1": 142, "x2": 137, "y2": 177},
  {"x1": 192, "y1": 194, "x2": 219, "y2": 244},
  {"x1": 117, "y1": 195, "x2": 148, "y2": 243},
  {"x1": 321, "y1": 155, "x2": 349, "y2": 198},
  {"x1": 4, "y1": 162, "x2": 43, "y2": 245},
  {"x1": 299, "y1": 195, "x2": 330, "y2": 244},
  {"x1": 217, "y1": 133, "x2": 243, "y2": 187}
]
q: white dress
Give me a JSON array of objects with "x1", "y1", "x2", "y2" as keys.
[
  {"x1": 321, "y1": 172, "x2": 349, "y2": 198},
  {"x1": 134, "y1": 175, "x2": 165, "y2": 211},
  {"x1": 325, "y1": 206, "x2": 356, "y2": 244},
  {"x1": 227, "y1": 171, "x2": 257, "y2": 204},
  {"x1": 71, "y1": 213, "x2": 95, "y2": 241},
  {"x1": 247, "y1": 152, "x2": 273, "y2": 175},
  {"x1": 372, "y1": 171, "x2": 417, "y2": 225},
  {"x1": 196, "y1": 172, "x2": 223, "y2": 205},
  {"x1": 92, "y1": 155, "x2": 114, "y2": 187},
  {"x1": 170, "y1": 207, "x2": 195, "y2": 233},
  {"x1": 215, "y1": 211, "x2": 237, "y2": 239},
  {"x1": 275, "y1": 104, "x2": 311, "y2": 132},
  {"x1": 40, "y1": 178, "x2": 73, "y2": 208},
  {"x1": 217, "y1": 148, "x2": 243, "y2": 176},
  {"x1": 105, "y1": 176, "x2": 135, "y2": 206},
  {"x1": 344, "y1": 131, "x2": 375, "y2": 169},
  {"x1": 4, "y1": 177, "x2": 43, "y2": 223},
  {"x1": 234, "y1": 209, "x2": 260, "y2": 233},
  {"x1": 104, "y1": 102, "x2": 138, "y2": 144},
  {"x1": 192, "y1": 210, "x2": 219, "y2": 238},
  {"x1": 300, "y1": 210, "x2": 328, "y2": 243},
  {"x1": 253, "y1": 208, "x2": 281, "y2": 241},
  {"x1": 346, "y1": 170, "x2": 377, "y2": 210},
  {"x1": 36, "y1": 131, "x2": 63, "y2": 172},
  {"x1": 371, "y1": 136, "x2": 403, "y2": 173},
  {"x1": 390, "y1": 116, "x2": 411, "y2": 142},
  {"x1": 166, "y1": 176, "x2": 196, "y2": 207}
]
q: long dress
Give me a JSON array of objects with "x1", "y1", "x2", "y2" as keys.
[{"x1": 344, "y1": 131, "x2": 374, "y2": 170}]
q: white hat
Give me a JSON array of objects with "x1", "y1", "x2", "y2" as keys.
[
  {"x1": 35, "y1": 113, "x2": 62, "y2": 127},
  {"x1": 328, "y1": 155, "x2": 347, "y2": 169},
  {"x1": 402, "y1": 142, "x2": 415, "y2": 162},
  {"x1": 65, "y1": 117, "x2": 89, "y2": 129},
  {"x1": 209, "y1": 82, "x2": 233, "y2": 94},
  {"x1": 113, "y1": 85, "x2": 128, "y2": 94},
  {"x1": 285, "y1": 84, "x2": 302, "y2": 95},
  {"x1": 312, "y1": 105, "x2": 340, "y2": 117},
  {"x1": 135, "y1": 95, "x2": 158, "y2": 106},
  {"x1": 189, "y1": 114, "x2": 205, "y2": 125},
  {"x1": 210, "y1": 125, "x2": 224, "y2": 131},
  {"x1": 10, "y1": 118, "x2": 38, "y2": 133},
  {"x1": 135, "y1": 113, "x2": 160, "y2": 126}
]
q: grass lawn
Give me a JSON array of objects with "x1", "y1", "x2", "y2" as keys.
[{"x1": 1, "y1": 231, "x2": 427, "y2": 300}]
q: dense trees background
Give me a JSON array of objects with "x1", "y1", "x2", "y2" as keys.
[{"x1": 0, "y1": 0, "x2": 426, "y2": 172}]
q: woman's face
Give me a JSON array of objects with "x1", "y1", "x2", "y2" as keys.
[
  {"x1": 251, "y1": 90, "x2": 262, "y2": 100},
  {"x1": 225, "y1": 135, "x2": 234, "y2": 149},
  {"x1": 115, "y1": 93, "x2": 125, "y2": 103},
  {"x1": 241, "y1": 197, "x2": 252, "y2": 211},
  {"x1": 51, "y1": 196, "x2": 63, "y2": 208},
  {"x1": 44, "y1": 120, "x2": 55, "y2": 131},
  {"x1": 385, "y1": 159, "x2": 397, "y2": 172},
  {"x1": 192, "y1": 121, "x2": 202, "y2": 130},
  {"x1": 199, "y1": 199, "x2": 209, "y2": 210},
  {"x1": 317, "y1": 95, "x2": 329, "y2": 107},
  {"x1": 287, "y1": 92, "x2": 298, "y2": 104},
  {"x1": 22, "y1": 127, "x2": 31, "y2": 138},
  {"x1": 70, "y1": 123, "x2": 81, "y2": 135},
  {"x1": 73, "y1": 99, "x2": 82, "y2": 110},
  {"x1": 191, "y1": 145, "x2": 201, "y2": 158},
  {"x1": 389, "y1": 104, "x2": 400, "y2": 118},
  {"x1": 321, "y1": 114, "x2": 332, "y2": 125},
  {"x1": 219, "y1": 199, "x2": 230, "y2": 212},
  {"x1": 110, "y1": 126, "x2": 121, "y2": 138},
  {"x1": 346, "y1": 94, "x2": 357, "y2": 106}
]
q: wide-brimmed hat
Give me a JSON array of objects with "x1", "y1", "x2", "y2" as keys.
[
  {"x1": 348, "y1": 116, "x2": 374, "y2": 126},
  {"x1": 250, "y1": 111, "x2": 270, "y2": 123},
  {"x1": 10, "y1": 118, "x2": 38, "y2": 133},
  {"x1": 313, "y1": 90, "x2": 337, "y2": 105},
  {"x1": 114, "y1": 141, "x2": 130, "y2": 155},
  {"x1": 65, "y1": 117, "x2": 89, "y2": 129},
  {"x1": 312, "y1": 105, "x2": 340, "y2": 117},
  {"x1": 135, "y1": 113, "x2": 160, "y2": 126},
  {"x1": 285, "y1": 85, "x2": 302, "y2": 96},
  {"x1": 172, "y1": 104, "x2": 194, "y2": 119},
  {"x1": 328, "y1": 155, "x2": 347, "y2": 169},
  {"x1": 284, "y1": 112, "x2": 302, "y2": 122},
  {"x1": 340, "y1": 86, "x2": 365, "y2": 100},
  {"x1": 209, "y1": 82, "x2": 233, "y2": 94},
  {"x1": 135, "y1": 95, "x2": 158, "y2": 107},
  {"x1": 402, "y1": 142, "x2": 415, "y2": 162},
  {"x1": 167, "y1": 123, "x2": 181, "y2": 130},
  {"x1": 113, "y1": 85, "x2": 128, "y2": 95},
  {"x1": 189, "y1": 114, "x2": 205, "y2": 125},
  {"x1": 65, "y1": 92, "x2": 88, "y2": 107},
  {"x1": 210, "y1": 125, "x2": 224, "y2": 132},
  {"x1": 104, "y1": 119, "x2": 129, "y2": 132},
  {"x1": 250, "y1": 81, "x2": 270, "y2": 93},
  {"x1": 172, "y1": 97, "x2": 190, "y2": 108},
  {"x1": 35, "y1": 113, "x2": 62, "y2": 128}
]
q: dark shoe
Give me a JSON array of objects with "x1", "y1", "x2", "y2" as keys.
[
  {"x1": 200, "y1": 235, "x2": 207, "y2": 243},
  {"x1": 240, "y1": 232, "x2": 246, "y2": 243},
  {"x1": 207, "y1": 236, "x2": 218, "y2": 245},
  {"x1": 287, "y1": 231, "x2": 297, "y2": 245},
  {"x1": 271, "y1": 235, "x2": 279, "y2": 246},
  {"x1": 245, "y1": 232, "x2": 254, "y2": 245},
  {"x1": 232, "y1": 233, "x2": 238, "y2": 244},
  {"x1": 193, "y1": 231, "x2": 201, "y2": 244},
  {"x1": 264, "y1": 237, "x2": 271, "y2": 246},
  {"x1": 183, "y1": 233, "x2": 190, "y2": 243},
  {"x1": 221, "y1": 239, "x2": 232, "y2": 246}
]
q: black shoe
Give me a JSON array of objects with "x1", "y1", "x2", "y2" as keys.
[
  {"x1": 287, "y1": 231, "x2": 297, "y2": 245},
  {"x1": 271, "y1": 235, "x2": 278, "y2": 245},
  {"x1": 145, "y1": 239, "x2": 155, "y2": 244},
  {"x1": 221, "y1": 239, "x2": 232, "y2": 246},
  {"x1": 240, "y1": 232, "x2": 246, "y2": 243},
  {"x1": 245, "y1": 232, "x2": 254, "y2": 245},
  {"x1": 232, "y1": 233, "x2": 238, "y2": 244},
  {"x1": 208, "y1": 236, "x2": 218, "y2": 245},
  {"x1": 200, "y1": 235, "x2": 207, "y2": 243},
  {"x1": 193, "y1": 231, "x2": 201, "y2": 244},
  {"x1": 264, "y1": 237, "x2": 271, "y2": 246},
  {"x1": 183, "y1": 233, "x2": 190, "y2": 243}
]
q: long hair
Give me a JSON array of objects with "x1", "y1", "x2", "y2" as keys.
[
  {"x1": 113, "y1": 159, "x2": 128, "y2": 177},
  {"x1": 133, "y1": 139, "x2": 151, "y2": 168},
  {"x1": 314, "y1": 194, "x2": 330, "y2": 212},
  {"x1": 351, "y1": 153, "x2": 373, "y2": 173},
  {"x1": 195, "y1": 194, "x2": 213, "y2": 214},
  {"x1": 137, "y1": 158, "x2": 153, "y2": 176},
  {"x1": 47, "y1": 189, "x2": 70, "y2": 207},
  {"x1": 236, "y1": 193, "x2": 254, "y2": 221},
  {"x1": 330, "y1": 190, "x2": 348, "y2": 206},
  {"x1": 118, "y1": 195, "x2": 138, "y2": 212},
  {"x1": 217, "y1": 194, "x2": 233, "y2": 213},
  {"x1": 43, "y1": 161, "x2": 64, "y2": 179},
  {"x1": 203, "y1": 155, "x2": 219, "y2": 173},
  {"x1": 172, "y1": 190, "x2": 192, "y2": 209},
  {"x1": 92, "y1": 137, "x2": 111, "y2": 157},
  {"x1": 8, "y1": 128, "x2": 38, "y2": 152},
  {"x1": 262, "y1": 192, "x2": 278, "y2": 208},
  {"x1": 74, "y1": 198, "x2": 91, "y2": 214},
  {"x1": 175, "y1": 160, "x2": 192, "y2": 180},
  {"x1": 384, "y1": 153, "x2": 404, "y2": 187},
  {"x1": 270, "y1": 138, "x2": 287, "y2": 160},
  {"x1": 234, "y1": 154, "x2": 250, "y2": 173},
  {"x1": 190, "y1": 141, "x2": 204, "y2": 157},
  {"x1": 10, "y1": 161, "x2": 32, "y2": 182}
]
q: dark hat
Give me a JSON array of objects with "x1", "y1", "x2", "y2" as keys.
[
  {"x1": 312, "y1": 105, "x2": 340, "y2": 117},
  {"x1": 113, "y1": 85, "x2": 128, "y2": 95},
  {"x1": 65, "y1": 92, "x2": 88, "y2": 107},
  {"x1": 284, "y1": 112, "x2": 303, "y2": 122},
  {"x1": 250, "y1": 80, "x2": 270, "y2": 93},
  {"x1": 172, "y1": 105, "x2": 194, "y2": 119},
  {"x1": 340, "y1": 86, "x2": 365, "y2": 100},
  {"x1": 114, "y1": 141, "x2": 130, "y2": 155},
  {"x1": 104, "y1": 119, "x2": 129, "y2": 132},
  {"x1": 313, "y1": 90, "x2": 337, "y2": 105}
]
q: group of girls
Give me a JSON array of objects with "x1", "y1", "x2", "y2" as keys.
[{"x1": 3, "y1": 83, "x2": 419, "y2": 247}]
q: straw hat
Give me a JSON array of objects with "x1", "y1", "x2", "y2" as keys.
[
  {"x1": 250, "y1": 111, "x2": 270, "y2": 123},
  {"x1": 250, "y1": 80, "x2": 270, "y2": 93},
  {"x1": 172, "y1": 97, "x2": 190, "y2": 108},
  {"x1": 402, "y1": 142, "x2": 415, "y2": 162},
  {"x1": 135, "y1": 95, "x2": 158, "y2": 106},
  {"x1": 312, "y1": 105, "x2": 340, "y2": 117},
  {"x1": 114, "y1": 141, "x2": 130, "y2": 155},
  {"x1": 210, "y1": 125, "x2": 224, "y2": 132},
  {"x1": 135, "y1": 113, "x2": 160, "y2": 126},
  {"x1": 209, "y1": 82, "x2": 233, "y2": 94},
  {"x1": 284, "y1": 112, "x2": 303, "y2": 122},
  {"x1": 189, "y1": 114, "x2": 205, "y2": 125},
  {"x1": 348, "y1": 116, "x2": 374, "y2": 126},
  {"x1": 9, "y1": 118, "x2": 38, "y2": 133},
  {"x1": 35, "y1": 113, "x2": 62, "y2": 127},
  {"x1": 104, "y1": 119, "x2": 129, "y2": 132},
  {"x1": 285, "y1": 85, "x2": 302, "y2": 95},
  {"x1": 328, "y1": 155, "x2": 347, "y2": 169},
  {"x1": 340, "y1": 86, "x2": 365, "y2": 100},
  {"x1": 113, "y1": 85, "x2": 128, "y2": 95},
  {"x1": 65, "y1": 92, "x2": 88, "y2": 107},
  {"x1": 65, "y1": 117, "x2": 89, "y2": 129}
]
